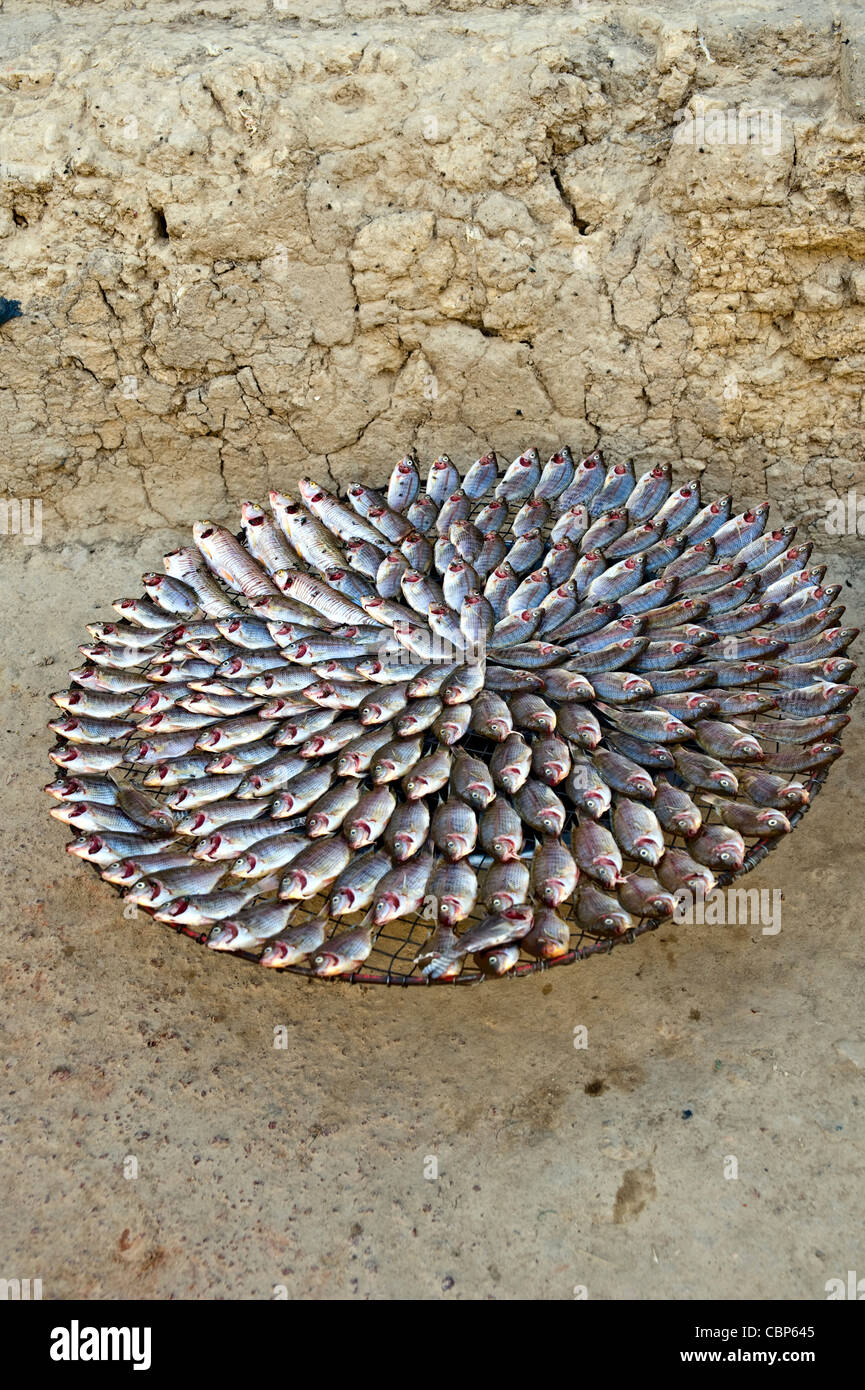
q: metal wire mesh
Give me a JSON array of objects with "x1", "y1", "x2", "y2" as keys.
[{"x1": 54, "y1": 471, "x2": 847, "y2": 985}]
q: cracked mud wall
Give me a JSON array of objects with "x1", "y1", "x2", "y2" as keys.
[{"x1": 1, "y1": 0, "x2": 864, "y2": 541}]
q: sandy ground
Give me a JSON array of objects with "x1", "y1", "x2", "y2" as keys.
[{"x1": 1, "y1": 532, "x2": 863, "y2": 1301}]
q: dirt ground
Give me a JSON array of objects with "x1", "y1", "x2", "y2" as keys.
[{"x1": 0, "y1": 526, "x2": 862, "y2": 1302}]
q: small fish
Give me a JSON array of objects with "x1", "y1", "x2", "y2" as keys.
[
  {"x1": 692, "y1": 719, "x2": 764, "y2": 762},
  {"x1": 612, "y1": 798, "x2": 665, "y2": 867},
  {"x1": 689, "y1": 825, "x2": 746, "y2": 872},
  {"x1": 404, "y1": 747, "x2": 452, "y2": 799},
  {"x1": 492, "y1": 608, "x2": 545, "y2": 650},
  {"x1": 653, "y1": 777, "x2": 702, "y2": 837},
  {"x1": 279, "y1": 837, "x2": 352, "y2": 899},
  {"x1": 49, "y1": 744, "x2": 124, "y2": 775},
  {"x1": 230, "y1": 833, "x2": 310, "y2": 879},
  {"x1": 739, "y1": 770, "x2": 810, "y2": 810},
  {"x1": 550, "y1": 505, "x2": 591, "y2": 546},
  {"x1": 157, "y1": 876, "x2": 278, "y2": 927},
  {"x1": 481, "y1": 859, "x2": 531, "y2": 912},
  {"x1": 555, "y1": 702, "x2": 602, "y2": 750},
  {"x1": 531, "y1": 838, "x2": 579, "y2": 907},
  {"x1": 478, "y1": 798, "x2": 524, "y2": 862},
  {"x1": 130, "y1": 861, "x2": 228, "y2": 909},
  {"x1": 474, "y1": 943, "x2": 522, "y2": 976},
  {"x1": 531, "y1": 734, "x2": 571, "y2": 786},
  {"x1": 509, "y1": 693, "x2": 557, "y2": 734},
  {"x1": 534, "y1": 448, "x2": 575, "y2": 501},
  {"x1": 384, "y1": 800, "x2": 430, "y2": 861},
  {"x1": 575, "y1": 882, "x2": 632, "y2": 936},
  {"x1": 305, "y1": 780, "x2": 363, "y2": 836},
  {"x1": 428, "y1": 859, "x2": 478, "y2": 925},
  {"x1": 260, "y1": 917, "x2": 328, "y2": 967},
  {"x1": 387, "y1": 455, "x2": 421, "y2": 512},
  {"x1": 589, "y1": 459, "x2": 636, "y2": 517},
  {"x1": 452, "y1": 751, "x2": 495, "y2": 809},
  {"x1": 426, "y1": 456, "x2": 460, "y2": 506},
  {"x1": 193, "y1": 820, "x2": 287, "y2": 862},
  {"x1": 495, "y1": 448, "x2": 541, "y2": 501},
  {"x1": 571, "y1": 819, "x2": 623, "y2": 889},
  {"x1": 556, "y1": 451, "x2": 604, "y2": 511},
  {"x1": 759, "y1": 741, "x2": 841, "y2": 773},
  {"x1": 432, "y1": 797, "x2": 478, "y2": 861},
  {"x1": 565, "y1": 758, "x2": 611, "y2": 818},
  {"x1": 627, "y1": 462, "x2": 672, "y2": 523},
  {"x1": 330, "y1": 850, "x2": 393, "y2": 916},
  {"x1": 432, "y1": 702, "x2": 473, "y2": 746},
  {"x1": 701, "y1": 795, "x2": 790, "y2": 837},
  {"x1": 309, "y1": 926, "x2": 374, "y2": 977},
  {"x1": 522, "y1": 908, "x2": 571, "y2": 959},
  {"x1": 673, "y1": 747, "x2": 739, "y2": 795},
  {"x1": 490, "y1": 733, "x2": 533, "y2": 794},
  {"x1": 618, "y1": 874, "x2": 675, "y2": 920},
  {"x1": 343, "y1": 786, "x2": 397, "y2": 848},
  {"x1": 773, "y1": 681, "x2": 857, "y2": 717},
  {"x1": 592, "y1": 748, "x2": 655, "y2": 799},
  {"x1": 463, "y1": 451, "x2": 499, "y2": 499},
  {"x1": 372, "y1": 852, "x2": 434, "y2": 925},
  {"x1": 415, "y1": 924, "x2": 463, "y2": 979},
  {"x1": 513, "y1": 779, "x2": 566, "y2": 835},
  {"x1": 657, "y1": 849, "x2": 715, "y2": 897},
  {"x1": 468, "y1": 690, "x2": 513, "y2": 742}
]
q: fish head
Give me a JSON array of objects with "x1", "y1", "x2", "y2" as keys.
[
  {"x1": 207, "y1": 922, "x2": 240, "y2": 951},
  {"x1": 310, "y1": 950, "x2": 344, "y2": 977},
  {"x1": 476, "y1": 945, "x2": 519, "y2": 976}
]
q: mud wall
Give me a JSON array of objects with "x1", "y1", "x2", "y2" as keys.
[{"x1": 1, "y1": 0, "x2": 864, "y2": 540}]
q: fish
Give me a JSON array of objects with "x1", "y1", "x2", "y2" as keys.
[
  {"x1": 404, "y1": 747, "x2": 452, "y2": 799},
  {"x1": 330, "y1": 850, "x2": 393, "y2": 916},
  {"x1": 452, "y1": 751, "x2": 495, "y2": 809},
  {"x1": 688, "y1": 825, "x2": 746, "y2": 872},
  {"x1": 530, "y1": 838, "x2": 579, "y2": 907},
  {"x1": 618, "y1": 874, "x2": 675, "y2": 919},
  {"x1": 700, "y1": 795, "x2": 790, "y2": 837},
  {"x1": 309, "y1": 927, "x2": 374, "y2": 977},
  {"x1": 481, "y1": 859, "x2": 531, "y2": 911},
  {"x1": 372, "y1": 852, "x2": 434, "y2": 925},
  {"x1": 343, "y1": 786, "x2": 397, "y2": 848},
  {"x1": 428, "y1": 859, "x2": 478, "y2": 925},
  {"x1": 229, "y1": 833, "x2": 310, "y2": 879},
  {"x1": 279, "y1": 838, "x2": 352, "y2": 899},
  {"x1": 432, "y1": 797, "x2": 478, "y2": 861},
  {"x1": 653, "y1": 777, "x2": 702, "y2": 837},
  {"x1": 490, "y1": 733, "x2": 533, "y2": 794},
  {"x1": 259, "y1": 917, "x2": 328, "y2": 967},
  {"x1": 657, "y1": 849, "x2": 715, "y2": 896},
  {"x1": 305, "y1": 780, "x2": 363, "y2": 836},
  {"x1": 575, "y1": 882, "x2": 632, "y2": 936},
  {"x1": 522, "y1": 908, "x2": 572, "y2": 959},
  {"x1": 384, "y1": 800, "x2": 430, "y2": 861},
  {"x1": 612, "y1": 798, "x2": 665, "y2": 867},
  {"x1": 513, "y1": 780, "x2": 566, "y2": 835}
]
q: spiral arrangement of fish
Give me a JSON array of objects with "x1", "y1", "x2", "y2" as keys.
[{"x1": 46, "y1": 448, "x2": 857, "y2": 981}]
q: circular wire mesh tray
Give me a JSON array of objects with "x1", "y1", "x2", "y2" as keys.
[{"x1": 54, "y1": 468, "x2": 846, "y2": 986}]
